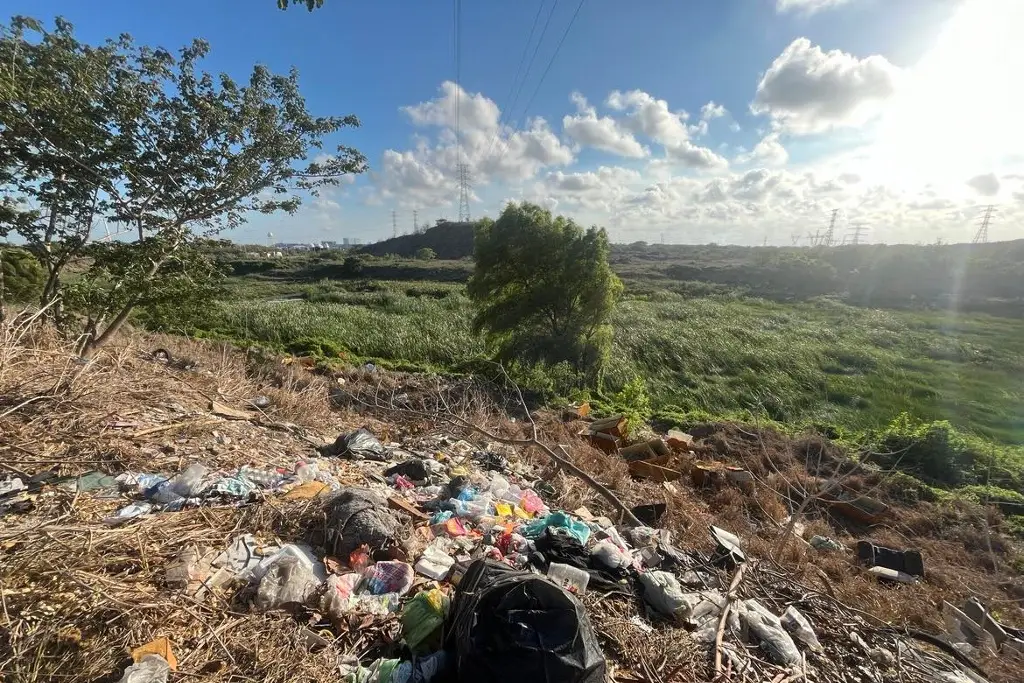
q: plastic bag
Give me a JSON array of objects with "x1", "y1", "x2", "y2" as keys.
[
  {"x1": 118, "y1": 655, "x2": 170, "y2": 683},
  {"x1": 256, "y1": 555, "x2": 322, "y2": 611},
  {"x1": 781, "y1": 605, "x2": 823, "y2": 652},
  {"x1": 324, "y1": 488, "x2": 401, "y2": 558},
  {"x1": 402, "y1": 588, "x2": 451, "y2": 654},
  {"x1": 323, "y1": 428, "x2": 388, "y2": 461},
  {"x1": 521, "y1": 511, "x2": 591, "y2": 545},
  {"x1": 592, "y1": 540, "x2": 631, "y2": 570},
  {"x1": 639, "y1": 571, "x2": 687, "y2": 619},
  {"x1": 446, "y1": 560, "x2": 605, "y2": 683},
  {"x1": 739, "y1": 599, "x2": 802, "y2": 667}
]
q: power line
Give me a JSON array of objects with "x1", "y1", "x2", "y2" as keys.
[
  {"x1": 483, "y1": 0, "x2": 550, "y2": 162},
  {"x1": 493, "y1": 0, "x2": 586, "y2": 167},
  {"x1": 454, "y1": 0, "x2": 462, "y2": 166},
  {"x1": 519, "y1": 0, "x2": 587, "y2": 119}
]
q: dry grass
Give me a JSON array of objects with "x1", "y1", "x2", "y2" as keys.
[{"x1": 1, "y1": 313, "x2": 1022, "y2": 682}]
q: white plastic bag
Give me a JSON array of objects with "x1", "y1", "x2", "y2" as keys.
[{"x1": 781, "y1": 605, "x2": 823, "y2": 652}]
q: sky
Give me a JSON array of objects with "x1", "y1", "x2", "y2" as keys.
[{"x1": 8, "y1": 0, "x2": 1024, "y2": 245}]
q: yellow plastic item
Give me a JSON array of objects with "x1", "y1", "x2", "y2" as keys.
[{"x1": 495, "y1": 502, "x2": 513, "y2": 518}]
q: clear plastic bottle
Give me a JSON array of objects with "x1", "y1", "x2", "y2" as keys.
[{"x1": 547, "y1": 562, "x2": 590, "y2": 594}]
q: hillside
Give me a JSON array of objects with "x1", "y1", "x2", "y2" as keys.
[
  {"x1": 1, "y1": 315, "x2": 1023, "y2": 682},
  {"x1": 354, "y1": 221, "x2": 477, "y2": 260}
]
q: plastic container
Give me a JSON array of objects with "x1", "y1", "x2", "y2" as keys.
[{"x1": 547, "y1": 562, "x2": 590, "y2": 595}]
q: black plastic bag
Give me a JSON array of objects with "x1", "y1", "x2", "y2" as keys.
[
  {"x1": 445, "y1": 560, "x2": 606, "y2": 683},
  {"x1": 320, "y1": 428, "x2": 387, "y2": 461}
]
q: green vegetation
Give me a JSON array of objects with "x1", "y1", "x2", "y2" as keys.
[
  {"x1": 0, "y1": 16, "x2": 364, "y2": 355},
  {"x1": 0, "y1": 247, "x2": 45, "y2": 303},
  {"x1": 468, "y1": 202, "x2": 622, "y2": 383}
]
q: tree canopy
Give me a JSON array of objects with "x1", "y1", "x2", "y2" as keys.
[
  {"x1": 468, "y1": 202, "x2": 622, "y2": 381},
  {"x1": 0, "y1": 16, "x2": 365, "y2": 353}
]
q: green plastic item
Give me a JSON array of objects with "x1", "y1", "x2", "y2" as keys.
[{"x1": 401, "y1": 588, "x2": 451, "y2": 654}]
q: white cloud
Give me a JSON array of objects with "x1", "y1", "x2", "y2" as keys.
[
  {"x1": 700, "y1": 101, "x2": 727, "y2": 121},
  {"x1": 373, "y1": 82, "x2": 575, "y2": 208},
  {"x1": 402, "y1": 81, "x2": 499, "y2": 132},
  {"x1": 562, "y1": 92, "x2": 648, "y2": 158},
  {"x1": 776, "y1": 0, "x2": 853, "y2": 14},
  {"x1": 530, "y1": 166, "x2": 643, "y2": 212},
  {"x1": 606, "y1": 89, "x2": 726, "y2": 169},
  {"x1": 737, "y1": 132, "x2": 789, "y2": 166},
  {"x1": 606, "y1": 89, "x2": 691, "y2": 145},
  {"x1": 665, "y1": 140, "x2": 729, "y2": 170},
  {"x1": 752, "y1": 38, "x2": 901, "y2": 134},
  {"x1": 967, "y1": 172, "x2": 1000, "y2": 196}
]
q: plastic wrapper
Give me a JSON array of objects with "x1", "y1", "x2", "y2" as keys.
[
  {"x1": 363, "y1": 561, "x2": 414, "y2": 596},
  {"x1": 401, "y1": 588, "x2": 451, "y2": 654},
  {"x1": 118, "y1": 655, "x2": 170, "y2": 683},
  {"x1": 591, "y1": 540, "x2": 631, "y2": 570},
  {"x1": 255, "y1": 555, "x2": 323, "y2": 611}
]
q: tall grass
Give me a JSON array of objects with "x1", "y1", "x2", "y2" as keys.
[{"x1": 205, "y1": 281, "x2": 1024, "y2": 446}]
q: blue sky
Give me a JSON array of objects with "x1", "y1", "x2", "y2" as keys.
[{"x1": 8, "y1": 0, "x2": 1024, "y2": 245}]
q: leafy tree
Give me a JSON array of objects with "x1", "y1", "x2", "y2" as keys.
[
  {"x1": 468, "y1": 202, "x2": 622, "y2": 381},
  {"x1": 415, "y1": 247, "x2": 437, "y2": 261},
  {"x1": 278, "y1": 0, "x2": 325, "y2": 9},
  {"x1": 0, "y1": 16, "x2": 366, "y2": 355}
]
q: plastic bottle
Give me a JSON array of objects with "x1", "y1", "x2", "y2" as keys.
[{"x1": 547, "y1": 562, "x2": 590, "y2": 594}]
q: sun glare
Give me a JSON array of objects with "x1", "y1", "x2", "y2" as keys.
[{"x1": 872, "y1": 0, "x2": 1024, "y2": 191}]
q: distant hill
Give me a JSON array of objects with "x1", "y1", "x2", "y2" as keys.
[{"x1": 356, "y1": 221, "x2": 476, "y2": 259}]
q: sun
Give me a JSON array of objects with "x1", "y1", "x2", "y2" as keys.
[{"x1": 871, "y1": 0, "x2": 1024, "y2": 191}]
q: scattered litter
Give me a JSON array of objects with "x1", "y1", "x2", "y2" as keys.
[
  {"x1": 322, "y1": 428, "x2": 388, "y2": 461},
  {"x1": 283, "y1": 480, "x2": 330, "y2": 499},
  {"x1": 209, "y1": 400, "x2": 251, "y2": 420},
  {"x1": 117, "y1": 654, "x2": 170, "y2": 683},
  {"x1": 781, "y1": 605, "x2": 823, "y2": 652},
  {"x1": 857, "y1": 540, "x2": 925, "y2": 577},
  {"x1": 810, "y1": 535, "x2": 845, "y2": 552},
  {"x1": 131, "y1": 637, "x2": 177, "y2": 671}
]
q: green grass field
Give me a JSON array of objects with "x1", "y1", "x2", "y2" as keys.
[{"x1": 202, "y1": 277, "x2": 1024, "y2": 449}]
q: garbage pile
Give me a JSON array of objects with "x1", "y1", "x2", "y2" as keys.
[{"x1": 4, "y1": 423, "x2": 1010, "y2": 683}]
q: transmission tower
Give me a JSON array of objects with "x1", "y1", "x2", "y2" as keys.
[
  {"x1": 392, "y1": 210, "x2": 397, "y2": 238},
  {"x1": 846, "y1": 223, "x2": 868, "y2": 245},
  {"x1": 821, "y1": 209, "x2": 839, "y2": 247},
  {"x1": 790, "y1": 232, "x2": 802, "y2": 246},
  {"x1": 413, "y1": 209, "x2": 419, "y2": 233},
  {"x1": 973, "y1": 205, "x2": 994, "y2": 244},
  {"x1": 457, "y1": 163, "x2": 472, "y2": 222}
]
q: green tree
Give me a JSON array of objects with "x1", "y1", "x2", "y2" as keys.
[
  {"x1": 468, "y1": 202, "x2": 622, "y2": 381},
  {"x1": 415, "y1": 247, "x2": 437, "y2": 261},
  {"x1": 277, "y1": 0, "x2": 324, "y2": 9},
  {"x1": 0, "y1": 16, "x2": 366, "y2": 355}
]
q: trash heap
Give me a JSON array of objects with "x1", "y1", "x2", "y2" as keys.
[{"x1": 58, "y1": 420, "x2": 1005, "y2": 683}]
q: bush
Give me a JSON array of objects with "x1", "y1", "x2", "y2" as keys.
[
  {"x1": 1, "y1": 248, "x2": 45, "y2": 303},
  {"x1": 415, "y1": 247, "x2": 437, "y2": 261},
  {"x1": 869, "y1": 412, "x2": 974, "y2": 486},
  {"x1": 611, "y1": 375, "x2": 653, "y2": 429}
]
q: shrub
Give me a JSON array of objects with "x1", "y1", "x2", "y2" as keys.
[
  {"x1": 1, "y1": 248, "x2": 45, "y2": 303},
  {"x1": 869, "y1": 412, "x2": 973, "y2": 486}
]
